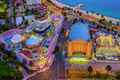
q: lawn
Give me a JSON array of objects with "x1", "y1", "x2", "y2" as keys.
[
  {"x1": 67, "y1": 57, "x2": 90, "y2": 64},
  {"x1": 0, "y1": 61, "x2": 17, "y2": 77},
  {"x1": 0, "y1": 1, "x2": 7, "y2": 13}
]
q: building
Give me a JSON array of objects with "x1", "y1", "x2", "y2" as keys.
[
  {"x1": 67, "y1": 40, "x2": 92, "y2": 58},
  {"x1": 15, "y1": 0, "x2": 25, "y2": 16},
  {"x1": 0, "y1": 1, "x2": 7, "y2": 13},
  {"x1": 95, "y1": 34, "x2": 120, "y2": 60},
  {"x1": 25, "y1": 20, "x2": 51, "y2": 34},
  {"x1": 25, "y1": 0, "x2": 41, "y2": 10},
  {"x1": 25, "y1": 0, "x2": 41, "y2": 5}
]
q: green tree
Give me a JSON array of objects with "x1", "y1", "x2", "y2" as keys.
[
  {"x1": 0, "y1": 61, "x2": 22, "y2": 80},
  {"x1": 87, "y1": 66, "x2": 93, "y2": 79},
  {"x1": 0, "y1": 24, "x2": 9, "y2": 33}
]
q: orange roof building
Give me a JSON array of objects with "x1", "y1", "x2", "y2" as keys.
[
  {"x1": 67, "y1": 40, "x2": 92, "y2": 58},
  {"x1": 82, "y1": 14, "x2": 97, "y2": 22},
  {"x1": 112, "y1": 26, "x2": 120, "y2": 31}
]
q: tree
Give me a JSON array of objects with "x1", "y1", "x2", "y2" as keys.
[
  {"x1": 0, "y1": 24, "x2": 9, "y2": 32},
  {"x1": 0, "y1": 61, "x2": 22, "y2": 80},
  {"x1": 105, "y1": 65, "x2": 112, "y2": 73},
  {"x1": 88, "y1": 66, "x2": 93, "y2": 79}
]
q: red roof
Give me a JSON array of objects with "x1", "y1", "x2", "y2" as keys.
[
  {"x1": 90, "y1": 28, "x2": 97, "y2": 32},
  {"x1": 112, "y1": 26, "x2": 120, "y2": 31},
  {"x1": 83, "y1": 15, "x2": 97, "y2": 21},
  {"x1": 20, "y1": 50, "x2": 32, "y2": 58}
]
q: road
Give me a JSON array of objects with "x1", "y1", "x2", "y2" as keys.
[
  {"x1": 91, "y1": 60, "x2": 120, "y2": 72},
  {"x1": 27, "y1": 52, "x2": 65, "y2": 80},
  {"x1": 27, "y1": 59, "x2": 120, "y2": 80}
]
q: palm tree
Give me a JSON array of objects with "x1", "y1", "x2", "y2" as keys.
[
  {"x1": 105, "y1": 65, "x2": 112, "y2": 74},
  {"x1": 88, "y1": 66, "x2": 93, "y2": 79},
  {"x1": 96, "y1": 13, "x2": 100, "y2": 16},
  {"x1": 86, "y1": 11, "x2": 89, "y2": 14}
]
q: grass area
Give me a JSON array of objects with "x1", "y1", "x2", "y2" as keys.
[
  {"x1": 0, "y1": 4, "x2": 7, "y2": 13},
  {"x1": 0, "y1": 61, "x2": 22, "y2": 80},
  {"x1": 0, "y1": 1, "x2": 7, "y2": 13},
  {"x1": 0, "y1": 61, "x2": 17, "y2": 76},
  {"x1": 67, "y1": 57, "x2": 89, "y2": 64},
  {"x1": 67, "y1": 53, "x2": 90, "y2": 64}
]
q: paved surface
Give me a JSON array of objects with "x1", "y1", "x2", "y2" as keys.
[
  {"x1": 27, "y1": 53, "x2": 65, "y2": 80},
  {"x1": 91, "y1": 60, "x2": 120, "y2": 72}
]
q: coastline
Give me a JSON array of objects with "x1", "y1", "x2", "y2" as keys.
[{"x1": 50, "y1": 0, "x2": 120, "y2": 24}]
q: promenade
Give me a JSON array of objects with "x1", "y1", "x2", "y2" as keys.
[{"x1": 50, "y1": 0, "x2": 120, "y2": 24}]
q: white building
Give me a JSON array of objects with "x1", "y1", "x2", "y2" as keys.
[{"x1": 26, "y1": 0, "x2": 41, "y2": 5}]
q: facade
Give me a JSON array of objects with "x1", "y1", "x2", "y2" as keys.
[
  {"x1": 67, "y1": 40, "x2": 92, "y2": 58},
  {"x1": 15, "y1": 0, "x2": 25, "y2": 16},
  {"x1": 25, "y1": 0, "x2": 41, "y2": 5},
  {"x1": 25, "y1": 0, "x2": 41, "y2": 10},
  {"x1": 95, "y1": 34, "x2": 120, "y2": 60}
]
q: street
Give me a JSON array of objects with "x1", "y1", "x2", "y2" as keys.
[
  {"x1": 26, "y1": 58, "x2": 120, "y2": 80},
  {"x1": 27, "y1": 52, "x2": 66, "y2": 80}
]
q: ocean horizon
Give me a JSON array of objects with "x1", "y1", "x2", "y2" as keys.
[{"x1": 57, "y1": 0, "x2": 120, "y2": 19}]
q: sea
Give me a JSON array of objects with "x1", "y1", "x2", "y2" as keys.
[{"x1": 57, "y1": 0, "x2": 120, "y2": 19}]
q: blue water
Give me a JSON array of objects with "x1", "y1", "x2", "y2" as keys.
[
  {"x1": 69, "y1": 22, "x2": 90, "y2": 41},
  {"x1": 57, "y1": 0, "x2": 120, "y2": 19},
  {"x1": 26, "y1": 37, "x2": 40, "y2": 46}
]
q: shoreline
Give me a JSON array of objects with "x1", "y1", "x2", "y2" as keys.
[{"x1": 50, "y1": 0, "x2": 120, "y2": 24}]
